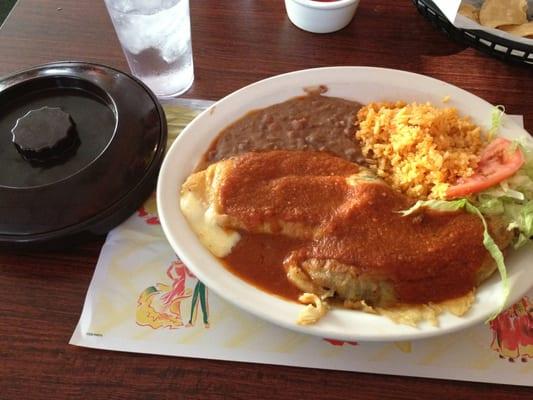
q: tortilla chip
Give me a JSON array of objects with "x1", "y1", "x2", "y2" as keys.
[
  {"x1": 479, "y1": 0, "x2": 528, "y2": 28},
  {"x1": 458, "y1": 4, "x2": 480, "y2": 23},
  {"x1": 500, "y1": 22, "x2": 533, "y2": 38}
]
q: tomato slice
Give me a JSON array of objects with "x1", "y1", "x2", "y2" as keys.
[{"x1": 446, "y1": 137, "x2": 524, "y2": 199}]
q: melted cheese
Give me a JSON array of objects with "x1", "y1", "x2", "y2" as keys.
[{"x1": 180, "y1": 191, "x2": 240, "y2": 257}]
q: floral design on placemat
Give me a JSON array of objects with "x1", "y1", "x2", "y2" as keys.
[
  {"x1": 489, "y1": 296, "x2": 533, "y2": 362},
  {"x1": 323, "y1": 339, "x2": 358, "y2": 347},
  {"x1": 136, "y1": 260, "x2": 210, "y2": 329},
  {"x1": 137, "y1": 192, "x2": 159, "y2": 225}
]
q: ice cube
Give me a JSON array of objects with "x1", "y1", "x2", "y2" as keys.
[
  {"x1": 160, "y1": 21, "x2": 190, "y2": 62},
  {"x1": 108, "y1": 0, "x2": 188, "y2": 59}
]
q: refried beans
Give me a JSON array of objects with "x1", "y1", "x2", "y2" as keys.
[{"x1": 200, "y1": 92, "x2": 364, "y2": 169}]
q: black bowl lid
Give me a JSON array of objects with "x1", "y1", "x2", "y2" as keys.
[{"x1": 0, "y1": 62, "x2": 167, "y2": 245}]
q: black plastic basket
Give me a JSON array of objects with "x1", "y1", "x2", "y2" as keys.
[{"x1": 413, "y1": 0, "x2": 533, "y2": 65}]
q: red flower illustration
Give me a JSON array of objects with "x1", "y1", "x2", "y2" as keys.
[{"x1": 489, "y1": 296, "x2": 533, "y2": 363}]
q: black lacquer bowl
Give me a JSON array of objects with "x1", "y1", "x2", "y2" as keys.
[{"x1": 0, "y1": 62, "x2": 167, "y2": 246}]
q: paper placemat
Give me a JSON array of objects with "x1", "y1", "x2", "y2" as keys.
[{"x1": 70, "y1": 100, "x2": 533, "y2": 386}]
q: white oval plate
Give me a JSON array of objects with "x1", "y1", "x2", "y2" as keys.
[{"x1": 157, "y1": 67, "x2": 533, "y2": 342}]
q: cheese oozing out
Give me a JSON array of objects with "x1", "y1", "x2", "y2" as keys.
[{"x1": 180, "y1": 190, "x2": 240, "y2": 258}]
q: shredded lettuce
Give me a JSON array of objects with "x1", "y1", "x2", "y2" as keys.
[
  {"x1": 399, "y1": 199, "x2": 467, "y2": 216},
  {"x1": 475, "y1": 195, "x2": 505, "y2": 215},
  {"x1": 472, "y1": 139, "x2": 533, "y2": 250},
  {"x1": 502, "y1": 201, "x2": 533, "y2": 248},
  {"x1": 488, "y1": 105, "x2": 505, "y2": 140},
  {"x1": 464, "y1": 202, "x2": 508, "y2": 321},
  {"x1": 400, "y1": 199, "x2": 508, "y2": 321}
]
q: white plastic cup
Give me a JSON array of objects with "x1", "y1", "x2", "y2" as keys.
[
  {"x1": 285, "y1": 0, "x2": 360, "y2": 34},
  {"x1": 105, "y1": 0, "x2": 194, "y2": 98}
]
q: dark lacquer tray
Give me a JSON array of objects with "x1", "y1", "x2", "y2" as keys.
[{"x1": 0, "y1": 62, "x2": 167, "y2": 247}]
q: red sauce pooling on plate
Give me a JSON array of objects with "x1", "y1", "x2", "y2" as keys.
[
  {"x1": 223, "y1": 233, "x2": 304, "y2": 301},
  {"x1": 216, "y1": 150, "x2": 493, "y2": 306}
]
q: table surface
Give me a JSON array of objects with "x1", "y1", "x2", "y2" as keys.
[{"x1": 0, "y1": 1, "x2": 532, "y2": 399}]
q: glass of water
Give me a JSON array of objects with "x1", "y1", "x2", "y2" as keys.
[{"x1": 104, "y1": 0, "x2": 194, "y2": 98}]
